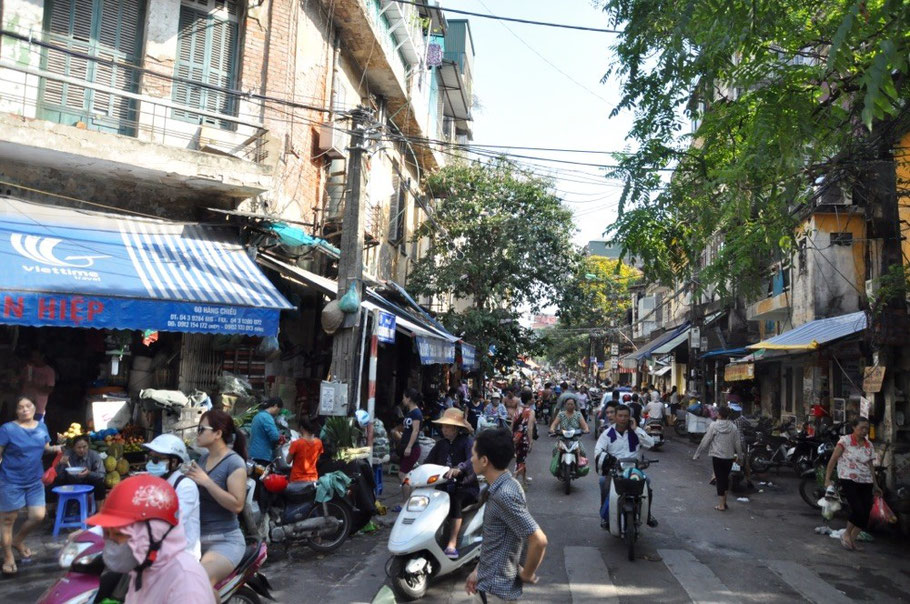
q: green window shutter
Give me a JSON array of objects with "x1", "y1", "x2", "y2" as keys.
[
  {"x1": 90, "y1": 0, "x2": 143, "y2": 124},
  {"x1": 43, "y1": 0, "x2": 92, "y2": 112},
  {"x1": 172, "y1": 1, "x2": 239, "y2": 129}
]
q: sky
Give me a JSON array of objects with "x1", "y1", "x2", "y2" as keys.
[{"x1": 448, "y1": 0, "x2": 635, "y2": 247}]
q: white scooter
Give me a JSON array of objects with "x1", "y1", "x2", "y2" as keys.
[
  {"x1": 605, "y1": 456, "x2": 657, "y2": 561},
  {"x1": 387, "y1": 464, "x2": 485, "y2": 601}
]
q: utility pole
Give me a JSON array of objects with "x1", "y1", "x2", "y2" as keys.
[{"x1": 330, "y1": 106, "x2": 372, "y2": 407}]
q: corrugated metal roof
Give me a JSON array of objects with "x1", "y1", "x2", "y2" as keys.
[{"x1": 747, "y1": 311, "x2": 867, "y2": 351}]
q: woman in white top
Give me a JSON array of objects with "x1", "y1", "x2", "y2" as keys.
[
  {"x1": 824, "y1": 417, "x2": 881, "y2": 551},
  {"x1": 142, "y1": 434, "x2": 201, "y2": 559}
]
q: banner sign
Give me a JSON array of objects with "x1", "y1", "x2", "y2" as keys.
[
  {"x1": 460, "y1": 343, "x2": 477, "y2": 370},
  {"x1": 376, "y1": 311, "x2": 396, "y2": 344},
  {"x1": 724, "y1": 363, "x2": 755, "y2": 382},
  {"x1": 416, "y1": 336, "x2": 456, "y2": 365},
  {"x1": 0, "y1": 291, "x2": 278, "y2": 336}
]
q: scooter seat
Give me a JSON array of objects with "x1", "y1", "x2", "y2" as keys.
[
  {"x1": 285, "y1": 481, "x2": 317, "y2": 500},
  {"x1": 236, "y1": 541, "x2": 262, "y2": 571}
]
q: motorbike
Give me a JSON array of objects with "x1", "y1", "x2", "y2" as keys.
[
  {"x1": 549, "y1": 428, "x2": 589, "y2": 494},
  {"x1": 245, "y1": 454, "x2": 358, "y2": 553},
  {"x1": 387, "y1": 464, "x2": 485, "y2": 601},
  {"x1": 644, "y1": 417, "x2": 664, "y2": 450},
  {"x1": 604, "y1": 456, "x2": 658, "y2": 561},
  {"x1": 37, "y1": 525, "x2": 274, "y2": 604},
  {"x1": 748, "y1": 420, "x2": 798, "y2": 473}
]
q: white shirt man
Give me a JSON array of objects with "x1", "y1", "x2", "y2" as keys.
[
  {"x1": 644, "y1": 399, "x2": 665, "y2": 422},
  {"x1": 595, "y1": 420, "x2": 655, "y2": 469}
]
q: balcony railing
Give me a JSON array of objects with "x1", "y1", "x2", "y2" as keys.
[{"x1": 0, "y1": 29, "x2": 270, "y2": 164}]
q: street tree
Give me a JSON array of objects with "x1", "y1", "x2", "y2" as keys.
[
  {"x1": 408, "y1": 159, "x2": 576, "y2": 373},
  {"x1": 597, "y1": 0, "x2": 910, "y2": 298},
  {"x1": 542, "y1": 255, "x2": 639, "y2": 368}
]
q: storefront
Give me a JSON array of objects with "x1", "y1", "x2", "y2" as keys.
[{"x1": 0, "y1": 197, "x2": 292, "y2": 437}]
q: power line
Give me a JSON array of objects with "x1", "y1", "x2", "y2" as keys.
[{"x1": 395, "y1": 0, "x2": 622, "y2": 34}]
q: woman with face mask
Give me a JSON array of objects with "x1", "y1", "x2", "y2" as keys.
[
  {"x1": 142, "y1": 434, "x2": 200, "y2": 559},
  {"x1": 87, "y1": 474, "x2": 215, "y2": 603}
]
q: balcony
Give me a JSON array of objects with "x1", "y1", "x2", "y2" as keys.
[
  {"x1": 0, "y1": 30, "x2": 275, "y2": 200},
  {"x1": 747, "y1": 268, "x2": 792, "y2": 321}
]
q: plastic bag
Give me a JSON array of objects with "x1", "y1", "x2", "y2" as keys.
[
  {"x1": 42, "y1": 450, "x2": 64, "y2": 486},
  {"x1": 339, "y1": 282, "x2": 361, "y2": 313},
  {"x1": 869, "y1": 495, "x2": 898, "y2": 527}
]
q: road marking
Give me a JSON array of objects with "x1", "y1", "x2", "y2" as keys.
[
  {"x1": 658, "y1": 549, "x2": 734, "y2": 604},
  {"x1": 765, "y1": 560, "x2": 852, "y2": 604},
  {"x1": 564, "y1": 546, "x2": 619, "y2": 604}
]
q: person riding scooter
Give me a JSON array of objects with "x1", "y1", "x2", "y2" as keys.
[
  {"x1": 423, "y1": 408, "x2": 478, "y2": 559},
  {"x1": 594, "y1": 404, "x2": 657, "y2": 528},
  {"x1": 86, "y1": 475, "x2": 215, "y2": 603},
  {"x1": 142, "y1": 434, "x2": 201, "y2": 559}
]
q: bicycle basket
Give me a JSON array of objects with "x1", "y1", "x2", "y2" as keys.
[{"x1": 613, "y1": 476, "x2": 645, "y2": 496}]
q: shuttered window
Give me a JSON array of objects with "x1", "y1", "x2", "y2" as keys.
[
  {"x1": 172, "y1": 0, "x2": 240, "y2": 129},
  {"x1": 389, "y1": 174, "x2": 408, "y2": 246},
  {"x1": 40, "y1": 0, "x2": 144, "y2": 135}
]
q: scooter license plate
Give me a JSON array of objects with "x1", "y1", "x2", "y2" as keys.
[{"x1": 732, "y1": 463, "x2": 741, "y2": 472}]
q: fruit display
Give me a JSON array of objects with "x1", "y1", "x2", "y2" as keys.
[{"x1": 62, "y1": 422, "x2": 84, "y2": 440}]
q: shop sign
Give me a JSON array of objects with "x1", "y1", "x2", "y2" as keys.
[
  {"x1": 376, "y1": 311, "x2": 396, "y2": 344},
  {"x1": 724, "y1": 362, "x2": 755, "y2": 382},
  {"x1": 416, "y1": 336, "x2": 456, "y2": 365},
  {"x1": 862, "y1": 366, "x2": 885, "y2": 393},
  {"x1": 0, "y1": 292, "x2": 278, "y2": 336},
  {"x1": 611, "y1": 344, "x2": 619, "y2": 356}
]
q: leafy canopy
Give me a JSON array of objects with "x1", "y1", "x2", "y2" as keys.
[
  {"x1": 558, "y1": 255, "x2": 640, "y2": 328},
  {"x1": 599, "y1": 0, "x2": 910, "y2": 298},
  {"x1": 408, "y1": 159, "x2": 576, "y2": 371}
]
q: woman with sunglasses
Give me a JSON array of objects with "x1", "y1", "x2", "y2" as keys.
[
  {"x1": 185, "y1": 410, "x2": 248, "y2": 586},
  {"x1": 142, "y1": 433, "x2": 200, "y2": 559}
]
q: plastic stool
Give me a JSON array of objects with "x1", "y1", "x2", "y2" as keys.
[
  {"x1": 52, "y1": 485, "x2": 95, "y2": 536},
  {"x1": 373, "y1": 464, "x2": 383, "y2": 497}
]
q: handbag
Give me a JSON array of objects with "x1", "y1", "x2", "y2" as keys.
[{"x1": 42, "y1": 450, "x2": 64, "y2": 486}]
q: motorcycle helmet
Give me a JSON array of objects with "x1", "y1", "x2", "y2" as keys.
[
  {"x1": 263, "y1": 473, "x2": 289, "y2": 493},
  {"x1": 87, "y1": 475, "x2": 179, "y2": 527},
  {"x1": 321, "y1": 300, "x2": 345, "y2": 334},
  {"x1": 142, "y1": 433, "x2": 190, "y2": 463},
  {"x1": 355, "y1": 409, "x2": 371, "y2": 426}
]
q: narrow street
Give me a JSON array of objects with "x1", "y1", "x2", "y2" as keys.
[{"x1": 379, "y1": 430, "x2": 910, "y2": 604}]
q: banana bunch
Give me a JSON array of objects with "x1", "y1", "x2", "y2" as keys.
[{"x1": 62, "y1": 422, "x2": 83, "y2": 439}]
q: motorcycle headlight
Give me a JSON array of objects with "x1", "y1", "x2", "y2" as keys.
[
  {"x1": 59, "y1": 540, "x2": 93, "y2": 569},
  {"x1": 70, "y1": 551, "x2": 102, "y2": 573},
  {"x1": 406, "y1": 495, "x2": 430, "y2": 512}
]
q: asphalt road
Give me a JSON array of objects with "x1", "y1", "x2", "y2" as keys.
[{"x1": 4, "y1": 429, "x2": 909, "y2": 603}]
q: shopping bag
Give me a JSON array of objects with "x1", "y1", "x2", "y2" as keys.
[
  {"x1": 42, "y1": 450, "x2": 64, "y2": 486},
  {"x1": 869, "y1": 495, "x2": 898, "y2": 527},
  {"x1": 549, "y1": 452, "x2": 559, "y2": 476}
]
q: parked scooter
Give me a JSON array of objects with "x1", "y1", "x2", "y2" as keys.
[
  {"x1": 604, "y1": 456, "x2": 658, "y2": 561},
  {"x1": 37, "y1": 525, "x2": 274, "y2": 604},
  {"x1": 549, "y1": 428, "x2": 589, "y2": 494},
  {"x1": 387, "y1": 464, "x2": 485, "y2": 601},
  {"x1": 245, "y1": 455, "x2": 355, "y2": 553}
]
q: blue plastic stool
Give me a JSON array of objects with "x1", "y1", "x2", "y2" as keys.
[
  {"x1": 52, "y1": 485, "x2": 95, "y2": 536},
  {"x1": 373, "y1": 464, "x2": 383, "y2": 497}
]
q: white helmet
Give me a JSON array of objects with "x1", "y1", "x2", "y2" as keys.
[
  {"x1": 355, "y1": 409, "x2": 371, "y2": 426},
  {"x1": 142, "y1": 433, "x2": 189, "y2": 463}
]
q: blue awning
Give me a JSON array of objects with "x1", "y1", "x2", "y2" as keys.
[
  {"x1": 747, "y1": 311, "x2": 867, "y2": 351},
  {"x1": 700, "y1": 347, "x2": 748, "y2": 359},
  {"x1": 0, "y1": 197, "x2": 292, "y2": 336},
  {"x1": 625, "y1": 323, "x2": 690, "y2": 361}
]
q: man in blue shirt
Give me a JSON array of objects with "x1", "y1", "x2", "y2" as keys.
[{"x1": 248, "y1": 398, "x2": 282, "y2": 463}]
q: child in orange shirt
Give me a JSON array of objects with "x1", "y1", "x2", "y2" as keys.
[{"x1": 286, "y1": 419, "x2": 323, "y2": 483}]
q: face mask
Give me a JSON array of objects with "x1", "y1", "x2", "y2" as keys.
[
  {"x1": 103, "y1": 539, "x2": 140, "y2": 573},
  {"x1": 145, "y1": 460, "x2": 168, "y2": 477}
]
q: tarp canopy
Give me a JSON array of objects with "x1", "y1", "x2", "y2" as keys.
[
  {"x1": 651, "y1": 328, "x2": 690, "y2": 355},
  {"x1": 0, "y1": 197, "x2": 292, "y2": 336},
  {"x1": 747, "y1": 311, "x2": 867, "y2": 351},
  {"x1": 625, "y1": 323, "x2": 690, "y2": 361},
  {"x1": 701, "y1": 347, "x2": 748, "y2": 359}
]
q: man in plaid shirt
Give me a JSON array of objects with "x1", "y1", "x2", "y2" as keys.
[{"x1": 466, "y1": 428, "x2": 548, "y2": 602}]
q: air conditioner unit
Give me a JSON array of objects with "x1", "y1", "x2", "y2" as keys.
[
  {"x1": 818, "y1": 182, "x2": 853, "y2": 206},
  {"x1": 317, "y1": 123, "x2": 349, "y2": 159}
]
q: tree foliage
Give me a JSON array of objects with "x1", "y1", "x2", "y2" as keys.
[
  {"x1": 408, "y1": 159, "x2": 576, "y2": 372},
  {"x1": 558, "y1": 255, "x2": 640, "y2": 328},
  {"x1": 598, "y1": 0, "x2": 910, "y2": 298}
]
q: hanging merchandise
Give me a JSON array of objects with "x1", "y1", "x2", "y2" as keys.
[
  {"x1": 322, "y1": 300, "x2": 345, "y2": 334},
  {"x1": 142, "y1": 330, "x2": 159, "y2": 346},
  {"x1": 256, "y1": 336, "x2": 281, "y2": 360},
  {"x1": 339, "y1": 282, "x2": 361, "y2": 313},
  {"x1": 427, "y1": 42, "x2": 443, "y2": 67}
]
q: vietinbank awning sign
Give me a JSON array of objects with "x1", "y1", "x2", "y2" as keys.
[{"x1": 0, "y1": 197, "x2": 292, "y2": 336}]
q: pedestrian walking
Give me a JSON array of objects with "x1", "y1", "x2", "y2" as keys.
[
  {"x1": 510, "y1": 391, "x2": 535, "y2": 490},
  {"x1": 466, "y1": 428, "x2": 547, "y2": 603},
  {"x1": 692, "y1": 406, "x2": 742, "y2": 511},
  {"x1": 0, "y1": 395, "x2": 64, "y2": 576},
  {"x1": 824, "y1": 417, "x2": 882, "y2": 551}
]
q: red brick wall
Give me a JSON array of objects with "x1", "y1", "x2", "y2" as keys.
[{"x1": 241, "y1": 0, "x2": 331, "y2": 225}]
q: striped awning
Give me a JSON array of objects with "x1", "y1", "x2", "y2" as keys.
[
  {"x1": 747, "y1": 311, "x2": 867, "y2": 351},
  {"x1": 0, "y1": 197, "x2": 291, "y2": 336}
]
